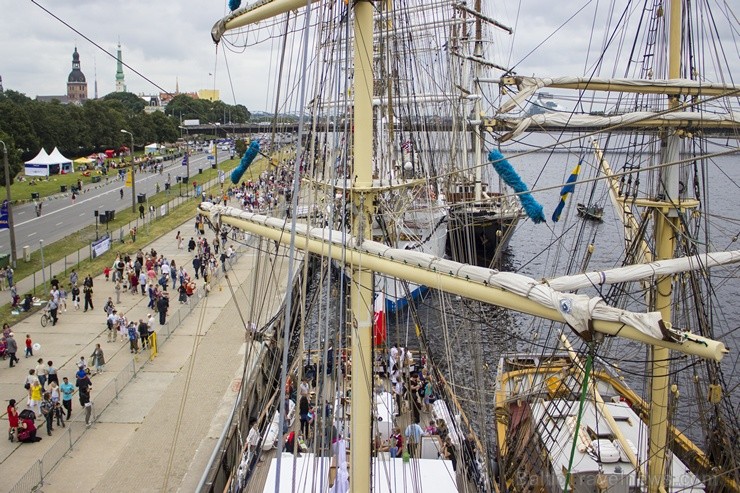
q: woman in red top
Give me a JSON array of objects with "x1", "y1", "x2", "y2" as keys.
[
  {"x1": 7, "y1": 399, "x2": 19, "y2": 442},
  {"x1": 17, "y1": 417, "x2": 39, "y2": 442},
  {"x1": 390, "y1": 427, "x2": 403, "y2": 458}
]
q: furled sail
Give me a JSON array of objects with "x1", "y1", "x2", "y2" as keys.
[{"x1": 201, "y1": 203, "x2": 728, "y2": 361}]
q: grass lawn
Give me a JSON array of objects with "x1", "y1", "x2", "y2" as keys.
[
  {"x1": 9, "y1": 151, "x2": 180, "y2": 203},
  {"x1": 0, "y1": 152, "x2": 276, "y2": 324}
]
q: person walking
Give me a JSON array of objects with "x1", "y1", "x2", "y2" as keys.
[
  {"x1": 60, "y1": 377, "x2": 74, "y2": 420},
  {"x1": 139, "y1": 203, "x2": 145, "y2": 219},
  {"x1": 83, "y1": 284, "x2": 94, "y2": 312},
  {"x1": 71, "y1": 284, "x2": 81, "y2": 310},
  {"x1": 46, "y1": 361, "x2": 59, "y2": 386},
  {"x1": 35, "y1": 358, "x2": 48, "y2": 391},
  {"x1": 76, "y1": 369, "x2": 92, "y2": 426},
  {"x1": 138, "y1": 319, "x2": 149, "y2": 350},
  {"x1": 157, "y1": 293, "x2": 169, "y2": 325},
  {"x1": 25, "y1": 334, "x2": 33, "y2": 358},
  {"x1": 7, "y1": 399, "x2": 19, "y2": 442},
  {"x1": 48, "y1": 297, "x2": 59, "y2": 326},
  {"x1": 128, "y1": 323, "x2": 139, "y2": 353},
  {"x1": 170, "y1": 261, "x2": 178, "y2": 289},
  {"x1": 90, "y1": 344, "x2": 105, "y2": 374},
  {"x1": 28, "y1": 380, "x2": 43, "y2": 416},
  {"x1": 6, "y1": 332, "x2": 18, "y2": 367},
  {"x1": 176, "y1": 231, "x2": 183, "y2": 249},
  {"x1": 40, "y1": 392, "x2": 54, "y2": 436}
]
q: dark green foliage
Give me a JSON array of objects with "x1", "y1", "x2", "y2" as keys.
[{"x1": 0, "y1": 89, "x2": 247, "y2": 173}]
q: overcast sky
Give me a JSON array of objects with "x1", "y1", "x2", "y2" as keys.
[{"x1": 0, "y1": 1, "x2": 736, "y2": 112}]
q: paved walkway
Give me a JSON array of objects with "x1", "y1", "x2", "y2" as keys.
[{"x1": 0, "y1": 213, "x2": 292, "y2": 492}]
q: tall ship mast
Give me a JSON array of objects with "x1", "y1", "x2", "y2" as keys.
[{"x1": 198, "y1": 1, "x2": 738, "y2": 492}]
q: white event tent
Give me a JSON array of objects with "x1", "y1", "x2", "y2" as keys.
[
  {"x1": 48, "y1": 147, "x2": 74, "y2": 174},
  {"x1": 24, "y1": 147, "x2": 74, "y2": 176}
]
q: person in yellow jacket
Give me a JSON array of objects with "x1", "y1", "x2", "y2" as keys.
[{"x1": 28, "y1": 381, "x2": 43, "y2": 416}]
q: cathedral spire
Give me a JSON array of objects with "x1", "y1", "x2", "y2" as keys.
[
  {"x1": 67, "y1": 47, "x2": 88, "y2": 102},
  {"x1": 115, "y1": 42, "x2": 127, "y2": 92}
]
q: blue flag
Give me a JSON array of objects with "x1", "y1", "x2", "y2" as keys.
[
  {"x1": 551, "y1": 162, "x2": 581, "y2": 222},
  {"x1": 0, "y1": 200, "x2": 8, "y2": 230}
]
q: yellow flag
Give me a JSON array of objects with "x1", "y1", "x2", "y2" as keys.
[{"x1": 125, "y1": 170, "x2": 132, "y2": 187}]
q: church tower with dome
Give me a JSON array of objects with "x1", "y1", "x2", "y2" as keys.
[{"x1": 67, "y1": 47, "x2": 88, "y2": 102}]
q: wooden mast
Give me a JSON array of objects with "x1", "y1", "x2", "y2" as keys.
[
  {"x1": 350, "y1": 1, "x2": 374, "y2": 491},
  {"x1": 648, "y1": 1, "x2": 683, "y2": 490}
]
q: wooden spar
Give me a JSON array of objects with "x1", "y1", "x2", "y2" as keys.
[
  {"x1": 497, "y1": 76, "x2": 739, "y2": 97},
  {"x1": 211, "y1": 0, "x2": 321, "y2": 43},
  {"x1": 350, "y1": 2, "x2": 374, "y2": 492},
  {"x1": 207, "y1": 210, "x2": 728, "y2": 363},
  {"x1": 648, "y1": 1, "x2": 682, "y2": 491}
]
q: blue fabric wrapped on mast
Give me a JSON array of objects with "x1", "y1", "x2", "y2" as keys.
[
  {"x1": 488, "y1": 149, "x2": 546, "y2": 224},
  {"x1": 551, "y1": 161, "x2": 581, "y2": 222},
  {"x1": 231, "y1": 140, "x2": 261, "y2": 185}
]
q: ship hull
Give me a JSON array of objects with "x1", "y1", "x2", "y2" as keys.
[{"x1": 447, "y1": 205, "x2": 519, "y2": 268}]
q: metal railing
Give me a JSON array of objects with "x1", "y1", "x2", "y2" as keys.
[{"x1": 8, "y1": 234, "x2": 243, "y2": 493}]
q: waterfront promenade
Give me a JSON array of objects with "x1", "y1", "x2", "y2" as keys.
[{"x1": 0, "y1": 215, "x2": 292, "y2": 491}]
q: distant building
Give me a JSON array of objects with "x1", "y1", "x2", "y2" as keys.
[
  {"x1": 160, "y1": 90, "x2": 198, "y2": 105},
  {"x1": 115, "y1": 43, "x2": 126, "y2": 93},
  {"x1": 36, "y1": 47, "x2": 88, "y2": 104},
  {"x1": 67, "y1": 47, "x2": 88, "y2": 102},
  {"x1": 140, "y1": 94, "x2": 165, "y2": 114}
]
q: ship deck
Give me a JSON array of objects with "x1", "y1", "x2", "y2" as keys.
[{"x1": 243, "y1": 370, "x2": 474, "y2": 493}]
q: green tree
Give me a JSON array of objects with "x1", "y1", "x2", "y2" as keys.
[
  {"x1": 102, "y1": 91, "x2": 146, "y2": 115},
  {"x1": 82, "y1": 100, "x2": 127, "y2": 151}
]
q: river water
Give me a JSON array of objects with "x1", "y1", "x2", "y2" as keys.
[{"x1": 387, "y1": 144, "x2": 739, "y2": 453}]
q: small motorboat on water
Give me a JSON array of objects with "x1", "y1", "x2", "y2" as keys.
[{"x1": 577, "y1": 202, "x2": 604, "y2": 221}]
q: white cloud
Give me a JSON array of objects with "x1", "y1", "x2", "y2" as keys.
[{"x1": 1, "y1": 1, "x2": 736, "y2": 113}]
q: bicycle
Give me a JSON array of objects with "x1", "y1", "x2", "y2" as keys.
[{"x1": 40, "y1": 308, "x2": 52, "y2": 327}]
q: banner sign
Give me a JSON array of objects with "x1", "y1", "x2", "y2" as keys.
[
  {"x1": 182, "y1": 154, "x2": 189, "y2": 166},
  {"x1": 91, "y1": 234, "x2": 111, "y2": 259},
  {"x1": 0, "y1": 200, "x2": 8, "y2": 230},
  {"x1": 160, "y1": 204, "x2": 167, "y2": 217},
  {"x1": 125, "y1": 170, "x2": 133, "y2": 187}
]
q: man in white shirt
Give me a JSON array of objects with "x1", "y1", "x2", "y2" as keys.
[
  {"x1": 404, "y1": 419, "x2": 425, "y2": 458},
  {"x1": 247, "y1": 419, "x2": 260, "y2": 454},
  {"x1": 299, "y1": 377, "x2": 310, "y2": 398},
  {"x1": 389, "y1": 344, "x2": 399, "y2": 373}
]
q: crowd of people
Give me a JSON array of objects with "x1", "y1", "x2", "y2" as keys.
[{"x1": 3, "y1": 211, "x2": 239, "y2": 447}]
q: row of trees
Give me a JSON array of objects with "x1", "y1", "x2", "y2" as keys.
[{"x1": 0, "y1": 90, "x2": 250, "y2": 185}]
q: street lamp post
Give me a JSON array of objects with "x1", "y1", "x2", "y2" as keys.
[
  {"x1": 120, "y1": 129, "x2": 136, "y2": 213},
  {"x1": 39, "y1": 239, "x2": 46, "y2": 287},
  {"x1": 94, "y1": 210, "x2": 99, "y2": 241},
  {"x1": 0, "y1": 140, "x2": 18, "y2": 268},
  {"x1": 178, "y1": 126, "x2": 191, "y2": 195}
]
